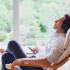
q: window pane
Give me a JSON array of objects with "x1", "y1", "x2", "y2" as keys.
[
  {"x1": 0, "y1": 0, "x2": 13, "y2": 49},
  {"x1": 19, "y1": 0, "x2": 70, "y2": 47}
]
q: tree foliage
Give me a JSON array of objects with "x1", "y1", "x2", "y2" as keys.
[
  {"x1": 0, "y1": 0, "x2": 13, "y2": 32},
  {"x1": 19, "y1": 0, "x2": 70, "y2": 46}
]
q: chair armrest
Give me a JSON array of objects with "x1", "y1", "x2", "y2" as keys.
[
  {"x1": 10, "y1": 55, "x2": 70, "y2": 70},
  {"x1": 10, "y1": 58, "x2": 51, "y2": 70}
]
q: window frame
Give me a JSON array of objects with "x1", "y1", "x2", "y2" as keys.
[{"x1": 13, "y1": 0, "x2": 19, "y2": 41}]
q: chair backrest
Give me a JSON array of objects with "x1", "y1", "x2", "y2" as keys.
[{"x1": 56, "y1": 28, "x2": 70, "y2": 63}]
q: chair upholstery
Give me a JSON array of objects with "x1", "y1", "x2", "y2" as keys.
[
  {"x1": 10, "y1": 29, "x2": 70, "y2": 70},
  {"x1": 47, "y1": 28, "x2": 70, "y2": 70},
  {"x1": 56, "y1": 28, "x2": 70, "y2": 63}
]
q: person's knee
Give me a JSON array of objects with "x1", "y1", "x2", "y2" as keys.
[
  {"x1": 2, "y1": 52, "x2": 10, "y2": 63},
  {"x1": 8, "y1": 40, "x2": 17, "y2": 45},
  {"x1": 8, "y1": 40, "x2": 19, "y2": 49},
  {"x1": 2, "y1": 52, "x2": 15, "y2": 64}
]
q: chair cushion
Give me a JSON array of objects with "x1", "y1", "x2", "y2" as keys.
[{"x1": 56, "y1": 29, "x2": 70, "y2": 63}]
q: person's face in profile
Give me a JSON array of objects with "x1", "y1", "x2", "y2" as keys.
[{"x1": 53, "y1": 17, "x2": 65, "y2": 32}]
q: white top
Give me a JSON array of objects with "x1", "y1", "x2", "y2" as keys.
[{"x1": 36, "y1": 31, "x2": 66, "y2": 63}]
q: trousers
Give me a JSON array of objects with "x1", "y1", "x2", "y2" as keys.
[{"x1": 2, "y1": 40, "x2": 43, "y2": 70}]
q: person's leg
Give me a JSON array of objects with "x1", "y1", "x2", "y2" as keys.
[
  {"x1": 7, "y1": 40, "x2": 27, "y2": 58},
  {"x1": 6, "y1": 40, "x2": 43, "y2": 70},
  {"x1": 20, "y1": 67, "x2": 43, "y2": 70},
  {"x1": 1, "y1": 52, "x2": 30, "y2": 70},
  {"x1": 30, "y1": 67, "x2": 44, "y2": 70},
  {"x1": 2, "y1": 52, "x2": 15, "y2": 70}
]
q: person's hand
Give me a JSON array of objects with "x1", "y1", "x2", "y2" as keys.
[
  {"x1": 10, "y1": 58, "x2": 28, "y2": 70},
  {"x1": 9, "y1": 59, "x2": 21, "y2": 70},
  {"x1": 29, "y1": 47, "x2": 39, "y2": 54},
  {"x1": 0, "y1": 48, "x2": 5, "y2": 54},
  {"x1": 6, "y1": 63, "x2": 15, "y2": 70}
]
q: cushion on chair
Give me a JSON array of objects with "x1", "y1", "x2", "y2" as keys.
[
  {"x1": 56, "y1": 28, "x2": 70, "y2": 63},
  {"x1": 44, "y1": 29, "x2": 70, "y2": 70}
]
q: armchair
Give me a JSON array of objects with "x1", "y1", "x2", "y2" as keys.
[{"x1": 9, "y1": 29, "x2": 70, "y2": 70}]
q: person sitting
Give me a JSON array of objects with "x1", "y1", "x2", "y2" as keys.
[{"x1": 0, "y1": 14, "x2": 70, "y2": 70}]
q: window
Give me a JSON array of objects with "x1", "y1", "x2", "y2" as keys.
[
  {"x1": 19, "y1": 0, "x2": 48, "y2": 47},
  {"x1": 0, "y1": 0, "x2": 70, "y2": 49},
  {"x1": 19, "y1": 0, "x2": 70, "y2": 48},
  {"x1": 0, "y1": 0, "x2": 13, "y2": 49}
]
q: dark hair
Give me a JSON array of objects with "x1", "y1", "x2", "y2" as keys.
[{"x1": 62, "y1": 14, "x2": 70, "y2": 33}]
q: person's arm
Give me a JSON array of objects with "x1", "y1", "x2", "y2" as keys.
[{"x1": 10, "y1": 57, "x2": 51, "y2": 70}]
